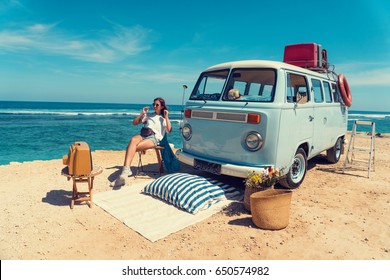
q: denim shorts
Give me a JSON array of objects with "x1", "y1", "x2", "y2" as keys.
[{"x1": 142, "y1": 134, "x2": 158, "y2": 146}]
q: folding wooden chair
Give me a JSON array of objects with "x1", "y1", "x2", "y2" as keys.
[
  {"x1": 62, "y1": 166, "x2": 103, "y2": 209},
  {"x1": 136, "y1": 146, "x2": 164, "y2": 177}
]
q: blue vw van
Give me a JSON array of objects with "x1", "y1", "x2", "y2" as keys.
[{"x1": 176, "y1": 56, "x2": 349, "y2": 189}]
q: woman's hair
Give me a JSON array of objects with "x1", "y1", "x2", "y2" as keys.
[{"x1": 154, "y1": 97, "x2": 168, "y2": 114}]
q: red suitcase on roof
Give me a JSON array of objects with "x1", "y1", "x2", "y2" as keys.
[{"x1": 283, "y1": 43, "x2": 328, "y2": 69}]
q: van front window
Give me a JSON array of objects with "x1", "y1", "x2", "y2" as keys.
[
  {"x1": 190, "y1": 70, "x2": 229, "y2": 101},
  {"x1": 223, "y1": 69, "x2": 276, "y2": 102}
]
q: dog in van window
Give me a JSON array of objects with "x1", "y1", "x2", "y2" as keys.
[{"x1": 228, "y1": 89, "x2": 242, "y2": 100}]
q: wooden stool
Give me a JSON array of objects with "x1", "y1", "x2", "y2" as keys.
[
  {"x1": 62, "y1": 166, "x2": 103, "y2": 209},
  {"x1": 136, "y1": 146, "x2": 164, "y2": 177}
]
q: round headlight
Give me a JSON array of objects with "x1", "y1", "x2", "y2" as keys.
[
  {"x1": 182, "y1": 124, "x2": 192, "y2": 141},
  {"x1": 245, "y1": 132, "x2": 263, "y2": 151}
]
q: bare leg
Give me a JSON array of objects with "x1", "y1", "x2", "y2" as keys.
[
  {"x1": 123, "y1": 135, "x2": 156, "y2": 167},
  {"x1": 111, "y1": 136, "x2": 156, "y2": 187}
]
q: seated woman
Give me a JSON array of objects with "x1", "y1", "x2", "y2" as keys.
[{"x1": 111, "y1": 97, "x2": 172, "y2": 187}]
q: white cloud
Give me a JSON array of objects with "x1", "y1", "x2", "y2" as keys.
[
  {"x1": 142, "y1": 72, "x2": 197, "y2": 83},
  {"x1": 349, "y1": 69, "x2": 390, "y2": 86},
  {"x1": 115, "y1": 63, "x2": 199, "y2": 84},
  {"x1": 27, "y1": 23, "x2": 55, "y2": 33},
  {"x1": 0, "y1": 0, "x2": 25, "y2": 12},
  {"x1": 0, "y1": 31, "x2": 32, "y2": 49},
  {"x1": 337, "y1": 62, "x2": 390, "y2": 86},
  {"x1": 0, "y1": 22, "x2": 153, "y2": 63},
  {"x1": 107, "y1": 25, "x2": 152, "y2": 55},
  {"x1": 106, "y1": 69, "x2": 197, "y2": 85}
]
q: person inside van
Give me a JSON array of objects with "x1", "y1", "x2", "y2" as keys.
[
  {"x1": 227, "y1": 88, "x2": 242, "y2": 100},
  {"x1": 111, "y1": 97, "x2": 172, "y2": 187},
  {"x1": 297, "y1": 91, "x2": 308, "y2": 104}
]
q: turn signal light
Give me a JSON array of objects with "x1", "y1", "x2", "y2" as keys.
[
  {"x1": 184, "y1": 109, "x2": 192, "y2": 118},
  {"x1": 247, "y1": 113, "x2": 261, "y2": 124}
]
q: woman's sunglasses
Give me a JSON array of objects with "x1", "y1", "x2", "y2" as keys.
[{"x1": 153, "y1": 103, "x2": 160, "y2": 107}]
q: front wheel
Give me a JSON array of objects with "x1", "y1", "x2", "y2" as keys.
[{"x1": 280, "y1": 148, "x2": 307, "y2": 189}]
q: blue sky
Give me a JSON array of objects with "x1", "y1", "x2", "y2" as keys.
[{"x1": 0, "y1": 0, "x2": 389, "y2": 111}]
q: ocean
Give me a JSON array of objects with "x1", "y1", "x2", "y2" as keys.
[{"x1": 1, "y1": 101, "x2": 389, "y2": 165}]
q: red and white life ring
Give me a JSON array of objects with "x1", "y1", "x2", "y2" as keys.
[{"x1": 338, "y1": 74, "x2": 352, "y2": 107}]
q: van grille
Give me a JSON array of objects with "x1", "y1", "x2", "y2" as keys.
[
  {"x1": 216, "y1": 112, "x2": 247, "y2": 122},
  {"x1": 191, "y1": 110, "x2": 248, "y2": 123},
  {"x1": 192, "y1": 111, "x2": 214, "y2": 119}
]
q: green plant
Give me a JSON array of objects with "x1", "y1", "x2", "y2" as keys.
[{"x1": 245, "y1": 167, "x2": 285, "y2": 190}]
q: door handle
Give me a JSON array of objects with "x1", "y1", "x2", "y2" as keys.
[{"x1": 309, "y1": 115, "x2": 314, "y2": 121}]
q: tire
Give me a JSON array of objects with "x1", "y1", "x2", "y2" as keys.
[
  {"x1": 280, "y1": 148, "x2": 307, "y2": 189},
  {"x1": 326, "y1": 137, "x2": 342, "y2": 163}
]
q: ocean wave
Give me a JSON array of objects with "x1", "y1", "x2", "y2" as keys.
[
  {"x1": 2, "y1": 109, "x2": 388, "y2": 123},
  {"x1": 0, "y1": 110, "x2": 182, "y2": 117},
  {"x1": 348, "y1": 113, "x2": 390, "y2": 119},
  {"x1": 0, "y1": 110, "x2": 133, "y2": 115},
  {"x1": 0, "y1": 110, "x2": 184, "y2": 123}
]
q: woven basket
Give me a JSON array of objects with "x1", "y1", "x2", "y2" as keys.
[
  {"x1": 244, "y1": 185, "x2": 262, "y2": 212},
  {"x1": 250, "y1": 189, "x2": 292, "y2": 230}
]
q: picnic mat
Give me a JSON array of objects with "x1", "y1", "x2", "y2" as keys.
[{"x1": 93, "y1": 179, "x2": 243, "y2": 242}]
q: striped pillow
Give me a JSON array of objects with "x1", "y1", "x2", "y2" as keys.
[{"x1": 143, "y1": 173, "x2": 233, "y2": 214}]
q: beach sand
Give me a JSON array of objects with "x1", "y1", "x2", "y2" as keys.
[{"x1": 1, "y1": 133, "x2": 389, "y2": 260}]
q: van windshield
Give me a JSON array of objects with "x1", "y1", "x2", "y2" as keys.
[
  {"x1": 189, "y1": 70, "x2": 229, "y2": 101},
  {"x1": 190, "y1": 68, "x2": 277, "y2": 102},
  {"x1": 223, "y1": 68, "x2": 276, "y2": 102}
]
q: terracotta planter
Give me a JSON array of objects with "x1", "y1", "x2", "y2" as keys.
[{"x1": 250, "y1": 189, "x2": 292, "y2": 230}]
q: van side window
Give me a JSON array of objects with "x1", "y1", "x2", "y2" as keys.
[
  {"x1": 286, "y1": 73, "x2": 309, "y2": 103},
  {"x1": 323, "y1": 81, "x2": 332, "y2": 103},
  {"x1": 261, "y1": 84, "x2": 274, "y2": 98},
  {"x1": 311, "y1": 79, "x2": 324, "y2": 103},
  {"x1": 248, "y1": 83, "x2": 261, "y2": 96},
  {"x1": 331, "y1": 83, "x2": 340, "y2": 103},
  {"x1": 232, "y1": 81, "x2": 247, "y2": 96}
]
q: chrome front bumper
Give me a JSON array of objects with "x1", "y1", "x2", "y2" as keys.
[{"x1": 176, "y1": 149, "x2": 268, "y2": 178}]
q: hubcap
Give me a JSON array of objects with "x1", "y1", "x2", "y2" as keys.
[
  {"x1": 291, "y1": 154, "x2": 305, "y2": 183},
  {"x1": 335, "y1": 139, "x2": 341, "y2": 159}
]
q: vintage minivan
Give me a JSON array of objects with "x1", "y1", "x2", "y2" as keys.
[{"x1": 176, "y1": 44, "x2": 350, "y2": 189}]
